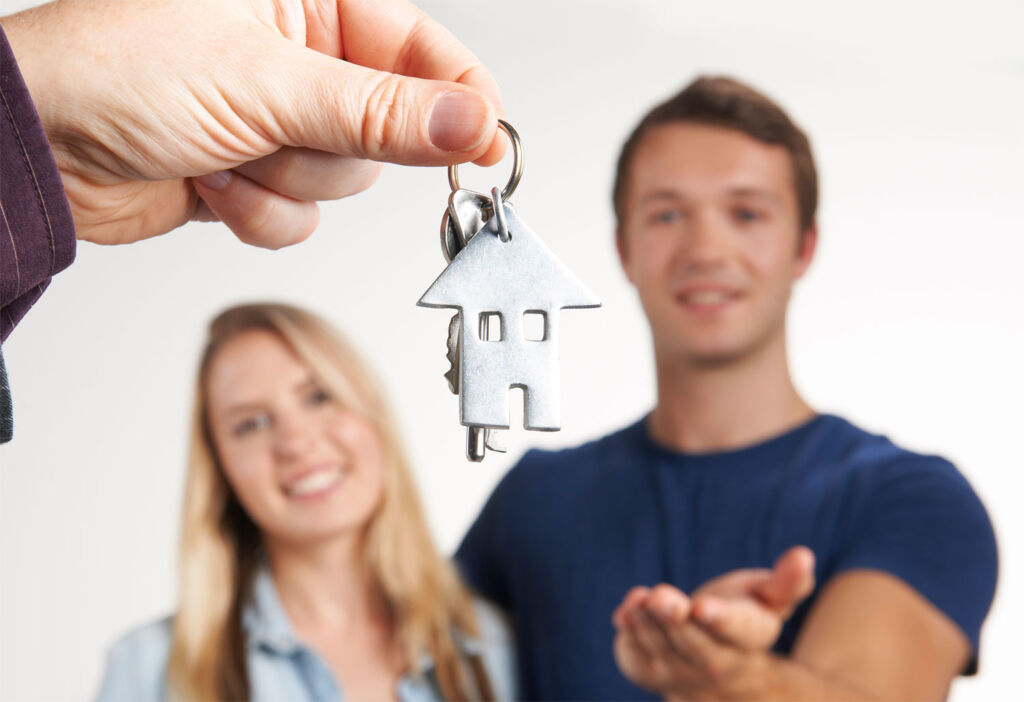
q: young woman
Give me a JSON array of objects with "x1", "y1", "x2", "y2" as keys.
[{"x1": 96, "y1": 303, "x2": 514, "y2": 701}]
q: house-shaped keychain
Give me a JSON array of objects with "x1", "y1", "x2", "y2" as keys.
[{"x1": 419, "y1": 204, "x2": 600, "y2": 433}]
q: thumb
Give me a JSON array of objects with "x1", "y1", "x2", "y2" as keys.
[
  {"x1": 753, "y1": 546, "x2": 816, "y2": 613},
  {"x1": 266, "y1": 46, "x2": 499, "y2": 166}
]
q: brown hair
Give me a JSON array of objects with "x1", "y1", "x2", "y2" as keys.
[
  {"x1": 613, "y1": 75, "x2": 818, "y2": 234},
  {"x1": 167, "y1": 303, "x2": 493, "y2": 701}
]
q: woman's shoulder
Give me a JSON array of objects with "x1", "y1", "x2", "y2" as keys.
[
  {"x1": 469, "y1": 598, "x2": 513, "y2": 647},
  {"x1": 95, "y1": 616, "x2": 173, "y2": 702},
  {"x1": 460, "y1": 598, "x2": 517, "y2": 700}
]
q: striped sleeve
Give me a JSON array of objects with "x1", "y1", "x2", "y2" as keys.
[
  {"x1": 0, "y1": 23, "x2": 76, "y2": 443},
  {"x1": 0, "y1": 22, "x2": 76, "y2": 342}
]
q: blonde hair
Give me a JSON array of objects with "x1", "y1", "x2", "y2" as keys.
[{"x1": 167, "y1": 303, "x2": 492, "y2": 700}]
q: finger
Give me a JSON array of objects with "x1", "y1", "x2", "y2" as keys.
[
  {"x1": 754, "y1": 546, "x2": 816, "y2": 612},
  {"x1": 264, "y1": 46, "x2": 498, "y2": 167},
  {"x1": 613, "y1": 586, "x2": 651, "y2": 629},
  {"x1": 629, "y1": 609, "x2": 679, "y2": 666},
  {"x1": 341, "y1": 0, "x2": 507, "y2": 166},
  {"x1": 191, "y1": 197, "x2": 219, "y2": 223},
  {"x1": 233, "y1": 148, "x2": 383, "y2": 201},
  {"x1": 660, "y1": 617, "x2": 737, "y2": 676},
  {"x1": 613, "y1": 629, "x2": 657, "y2": 687},
  {"x1": 449, "y1": 66, "x2": 505, "y2": 166},
  {"x1": 693, "y1": 568, "x2": 771, "y2": 599},
  {"x1": 691, "y1": 595, "x2": 782, "y2": 651},
  {"x1": 297, "y1": 0, "x2": 506, "y2": 165},
  {"x1": 192, "y1": 170, "x2": 319, "y2": 249},
  {"x1": 335, "y1": 0, "x2": 506, "y2": 114},
  {"x1": 645, "y1": 583, "x2": 691, "y2": 625}
]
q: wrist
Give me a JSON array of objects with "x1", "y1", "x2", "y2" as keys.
[
  {"x1": 660, "y1": 652, "x2": 773, "y2": 702},
  {"x1": 720, "y1": 650, "x2": 776, "y2": 700},
  {"x1": 2, "y1": 6, "x2": 110, "y2": 242},
  {"x1": 2, "y1": 9, "x2": 56, "y2": 135}
]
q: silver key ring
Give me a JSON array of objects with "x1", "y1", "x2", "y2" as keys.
[{"x1": 447, "y1": 119, "x2": 523, "y2": 201}]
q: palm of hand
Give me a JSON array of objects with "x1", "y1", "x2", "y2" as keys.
[{"x1": 611, "y1": 546, "x2": 816, "y2": 697}]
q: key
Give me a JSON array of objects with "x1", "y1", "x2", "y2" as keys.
[
  {"x1": 441, "y1": 193, "x2": 511, "y2": 456},
  {"x1": 419, "y1": 120, "x2": 600, "y2": 461}
]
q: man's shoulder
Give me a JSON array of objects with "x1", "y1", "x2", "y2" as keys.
[
  {"x1": 813, "y1": 414, "x2": 956, "y2": 473},
  {"x1": 814, "y1": 415, "x2": 975, "y2": 506}
]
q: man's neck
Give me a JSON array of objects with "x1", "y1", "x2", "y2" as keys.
[{"x1": 648, "y1": 329, "x2": 814, "y2": 453}]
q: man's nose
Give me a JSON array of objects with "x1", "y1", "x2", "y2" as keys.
[{"x1": 682, "y1": 211, "x2": 729, "y2": 268}]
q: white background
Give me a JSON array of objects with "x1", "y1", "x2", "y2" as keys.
[{"x1": 1, "y1": 0, "x2": 1022, "y2": 699}]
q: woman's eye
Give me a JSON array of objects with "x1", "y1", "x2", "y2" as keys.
[
  {"x1": 234, "y1": 414, "x2": 271, "y2": 437},
  {"x1": 306, "y1": 387, "x2": 331, "y2": 406}
]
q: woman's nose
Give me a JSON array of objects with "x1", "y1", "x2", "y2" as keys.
[{"x1": 273, "y1": 412, "x2": 315, "y2": 458}]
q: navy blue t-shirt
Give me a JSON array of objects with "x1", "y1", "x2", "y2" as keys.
[{"x1": 455, "y1": 414, "x2": 998, "y2": 701}]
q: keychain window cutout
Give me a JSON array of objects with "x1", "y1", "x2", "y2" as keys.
[
  {"x1": 479, "y1": 312, "x2": 503, "y2": 341},
  {"x1": 523, "y1": 311, "x2": 547, "y2": 341}
]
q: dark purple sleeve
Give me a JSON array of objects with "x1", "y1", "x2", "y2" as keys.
[
  {"x1": 1, "y1": 23, "x2": 77, "y2": 443},
  {"x1": 0, "y1": 23, "x2": 76, "y2": 342}
]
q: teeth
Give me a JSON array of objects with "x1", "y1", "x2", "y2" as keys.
[
  {"x1": 286, "y1": 468, "x2": 342, "y2": 497},
  {"x1": 686, "y1": 290, "x2": 729, "y2": 305}
]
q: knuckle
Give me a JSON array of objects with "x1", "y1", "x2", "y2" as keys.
[
  {"x1": 627, "y1": 585, "x2": 651, "y2": 600},
  {"x1": 361, "y1": 75, "x2": 412, "y2": 160},
  {"x1": 650, "y1": 583, "x2": 674, "y2": 599},
  {"x1": 233, "y1": 197, "x2": 314, "y2": 250},
  {"x1": 238, "y1": 196, "x2": 281, "y2": 246}
]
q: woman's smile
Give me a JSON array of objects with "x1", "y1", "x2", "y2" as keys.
[{"x1": 282, "y1": 463, "x2": 349, "y2": 500}]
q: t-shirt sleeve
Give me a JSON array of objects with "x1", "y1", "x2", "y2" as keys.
[{"x1": 831, "y1": 455, "x2": 998, "y2": 674}]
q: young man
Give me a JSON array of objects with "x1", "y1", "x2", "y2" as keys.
[{"x1": 455, "y1": 77, "x2": 998, "y2": 700}]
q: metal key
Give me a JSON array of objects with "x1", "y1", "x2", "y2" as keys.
[
  {"x1": 440, "y1": 191, "x2": 510, "y2": 455},
  {"x1": 419, "y1": 120, "x2": 600, "y2": 461}
]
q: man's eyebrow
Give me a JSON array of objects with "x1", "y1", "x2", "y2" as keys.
[
  {"x1": 639, "y1": 189, "x2": 685, "y2": 205},
  {"x1": 728, "y1": 187, "x2": 782, "y2": 204}
]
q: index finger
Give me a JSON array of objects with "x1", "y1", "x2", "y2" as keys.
[{"x1": 336, "y1": 0, "x2": 506, "y2": 164}]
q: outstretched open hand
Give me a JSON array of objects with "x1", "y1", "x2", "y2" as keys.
[
  {"x1": 612, "y1": 546, "x2": 816, "y2": 700},
  {"x1": 4, "y1": 0, "x2": 505, "y2": 247}
]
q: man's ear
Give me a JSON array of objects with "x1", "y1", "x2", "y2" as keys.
[
  {"x1": 794, "y1": 223, "x2": 818, "y2": 280},
  {"x1": 616, "y1": 227, "x2": 635, "y2": 284}
]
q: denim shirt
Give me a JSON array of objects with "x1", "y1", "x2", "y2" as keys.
[{"x1": 95, "y1": 569, "x2": 516, "y2": 701}]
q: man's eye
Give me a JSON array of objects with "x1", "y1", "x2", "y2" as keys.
[
  {"x1": 651, "y1": 209, "x2": 683, "y2": 225},
  {"x1": 734, "y1": 207, "x2": 763, "y2": 223},
  {"x1": 234, "y1": 414, "x2": 270, "y2": 437}
]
